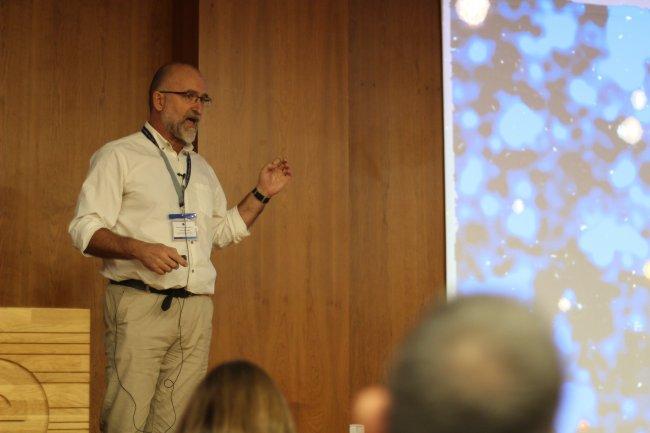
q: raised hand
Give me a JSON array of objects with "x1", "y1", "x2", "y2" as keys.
[{"x1": 256, "y1": 157, "x2": 293, "y2": 197}]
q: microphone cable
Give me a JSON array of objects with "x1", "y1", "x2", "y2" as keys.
[{"x1": 111, "y1": 157, "x2": 194, "y2": 433}]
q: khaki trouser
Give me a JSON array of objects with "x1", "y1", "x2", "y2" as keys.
[{"x1": 101, "y1": 284, "x2": 213, "y2": 433}]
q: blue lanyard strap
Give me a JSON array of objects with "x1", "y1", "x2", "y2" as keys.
[{"x1": 141, "y1": 126, "x2": 192, "y2": 208}]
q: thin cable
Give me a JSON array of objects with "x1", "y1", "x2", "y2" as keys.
[
  {"x1": 112, "y1": 286, "x2": 152, "y2": 433},
  {"x1": 160, "y1": 205, "x2": 192, "y2": 433},
  {"x1": 161, "y1": 297, "x2": 186, "y2": 433},
  {"x1": 111, "y1": 153, "x2": 194, "y2": 433}
]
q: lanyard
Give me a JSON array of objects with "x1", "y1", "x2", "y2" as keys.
[{"x1": 141, "y1": 126, "x2": 192, "y2": 208}]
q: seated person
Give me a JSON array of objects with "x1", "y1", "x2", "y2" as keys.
[
  {"x1": 353, "y1": 295, "x2": 563, "y2": 433},
  {"x1": 176, "y1": 360, "x2": 296, "y2": 433}
]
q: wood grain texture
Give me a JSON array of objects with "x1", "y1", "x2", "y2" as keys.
[
  {"x1": 0, "y1": 2, "x2": 174, "y2": 432},
  {"x1": 200, "y1": 1, "x2": 445, "y2": 432},
  {"x1": 0, "y1": 359, "x2": 49, "y2": 433},
  {"x1": 0, "y1": 355, "x2": 89, "y2": 373},
  {"x1": 42, "y1": 384, "x2": 88, "y2": 408},
  {"x1": 0, "y1": 344, "x2": 89, "y2": 355},
  {"x1": 47, "y1": 422, "x2": 90, "y2": 431},
  {"x1": 172, "y1": 0, "x2": 199, "y2": 66},
  {"x1": 0, "y1": 334, "x2": 90, "y2": 344},
  {"x1": 199, "y1": 1, "x2": 350, "y2": 432},
  {"x1": 0, "y1": 309, "x2": 89, "y2": 333},
  {"x1": 0, "y1": 308, "x2": 90, "y2": 433},
  {"x1": 34, "y1": 373, "x2": 91, "y2": 384},
  {"x1": 48, "y1": 408, "x2": 89, "y2": 423},
  {"x1": 349, "y1": 0, "x2": 446, "y2": 392}
]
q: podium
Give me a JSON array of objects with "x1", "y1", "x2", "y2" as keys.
[{"x1": 0, "y1": 308, "x2": 90, "y2": 433}]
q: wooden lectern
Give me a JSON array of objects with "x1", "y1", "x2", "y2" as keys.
[{"x1": 0, "y1": 308, "x2": 90, "y2": 433}]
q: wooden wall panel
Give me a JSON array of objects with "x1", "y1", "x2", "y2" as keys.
[
  {"x1": 172, "y1": 0, "x2": 199, "y2": 66},
  {"x1": 349, "y1": 0, "x2": 446, "y2": 392},
  {"x1": 200, "y1": 0, "x2": 445, "y2": 432},
  {"x1": 198, "y1": 1, "x2": 350, "y2": 433},
  {"x1": 0, "y1": 1, "x2": 174, "y2": 432}
]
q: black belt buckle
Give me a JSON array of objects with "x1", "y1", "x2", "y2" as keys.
[
  {"x1": 159, "y1": 288, "x2": 194, "y2": 311},
  {"x1": 161, "y1": 295, "x2": 173, "y2": 311}
]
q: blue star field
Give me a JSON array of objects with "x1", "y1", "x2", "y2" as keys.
[{"x1": 447, "y1": 1, "x2": 649, "y2": 432}]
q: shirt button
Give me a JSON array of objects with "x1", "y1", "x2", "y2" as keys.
[
  {"x1": 191, "y1": 270, "x2": 195, "y2": 273},
  {"x1": 191, "y1": 241, "x2": 194, "y2": 244}
]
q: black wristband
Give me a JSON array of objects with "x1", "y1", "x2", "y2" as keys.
[{"x1": 252, "y1": 187, "x2": 270, "y2": 204}]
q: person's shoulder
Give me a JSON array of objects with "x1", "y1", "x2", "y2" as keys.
[
  {"x1": 96, "y1": 131, "x2": 150, "y2": 156},
  {"x1": 90, "y1": 130, "x2": 150, "y2": 164},
  {"x1": 105, "y1": 130, "x2": 149, "y2": 150}
]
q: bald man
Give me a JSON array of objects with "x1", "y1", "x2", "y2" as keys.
[
  {"x1": 69, "y1": 63, "x2": 292, "y2": 433},
  {"x1": 353, "y1": 295, "x2": 563, "y2": 433}
]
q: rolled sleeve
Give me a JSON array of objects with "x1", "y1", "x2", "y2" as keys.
[
  {"x1": 68, "y1": 147, "x2": 125, "y2": 255},
  {"x1": 68, "y1": 214, "x2": 109, "y2": 257},
  {"x1": 212, "y1": 205, "x2": 250, "y2": 248},
  {"x1": 227, "y1": 206, "x2": 251, "y2": 243}
]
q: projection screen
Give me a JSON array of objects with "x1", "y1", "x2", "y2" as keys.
[{"x1": 442, "y1": 1, "x2": 649, "y2": 432}]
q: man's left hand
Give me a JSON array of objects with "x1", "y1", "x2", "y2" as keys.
[{"x1": 256, "y1": 157, "x2": 293, "y2": 197}]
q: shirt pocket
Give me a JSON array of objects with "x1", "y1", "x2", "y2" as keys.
[{"x1": 188, "y1": 183, "x2": 214, "y2": 217}]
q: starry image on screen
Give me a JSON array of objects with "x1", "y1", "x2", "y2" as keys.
[{"x1": 442, "y1": 1, "x2": 649, "y2": 432}]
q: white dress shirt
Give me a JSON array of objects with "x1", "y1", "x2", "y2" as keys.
[{"x1": 69, "y1": 122, "x2": 250, "y2": 294}]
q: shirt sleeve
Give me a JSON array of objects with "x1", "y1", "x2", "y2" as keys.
[
  {"x1": 218, "y1": 205, "x2": 251, "y2": 246},
  {"x1": 68, "y1": 147, "x2": 126, "y2": 256},
  {"x1": 208, "y1": 170, "x2": 251, "y2": 248}
]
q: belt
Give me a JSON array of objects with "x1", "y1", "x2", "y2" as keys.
[{"x1": 109, "y1": 279, "x2": 195, "y2": 311}]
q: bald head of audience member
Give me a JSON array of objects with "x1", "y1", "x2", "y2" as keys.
[{"x1": 356, "y1": 295, "x2": 563, "y2": 433}]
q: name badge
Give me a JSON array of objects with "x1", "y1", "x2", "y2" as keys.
[{"x1": 168, "y1": 213, "x2": 198, "y2": 240}]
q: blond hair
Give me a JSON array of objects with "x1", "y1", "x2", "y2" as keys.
[{"x1": 177, "y1": 360, "x2": 296, "y2": 433}]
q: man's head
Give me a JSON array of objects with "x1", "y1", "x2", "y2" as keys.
[
  {"x1": 356, "y1": 295, "x2": 563, "y2": 433},
  {"x1": 148, "y1": 63, "x2": 210, "y2": 145}
]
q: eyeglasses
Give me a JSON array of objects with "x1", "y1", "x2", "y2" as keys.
[{"x1": 158, "y1": 90, "x2": 213, "y2": 106}]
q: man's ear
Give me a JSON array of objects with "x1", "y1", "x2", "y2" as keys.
[
  {"x1": 352, "y1": 385, "x2": 391, "y2": 433},
  {"x1": 153, "y1": 91, "x2": 165, "y2": 111}
]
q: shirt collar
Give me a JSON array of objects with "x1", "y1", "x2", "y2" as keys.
[{"x1": 143, "y1": 122, "x2": 195, "y2": 154}]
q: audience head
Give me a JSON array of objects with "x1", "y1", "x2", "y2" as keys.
[
  {"x1": 356, "y1": 295, "x2": 563, "y2": 433},
  {"x1": 177, "y1": 360, "x2": 296, "y2": 433}
]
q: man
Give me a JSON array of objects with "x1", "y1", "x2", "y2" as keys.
[
  {"x1": 69, "y1": 63, "x2": 292, "y2": 433},
  {"x1": 353, "y1": 295, "x2": 563, "y2": 433}
]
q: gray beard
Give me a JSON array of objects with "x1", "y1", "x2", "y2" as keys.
[{"x1": 162, "y1": 116, "x2": 197, "y2": 145}]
